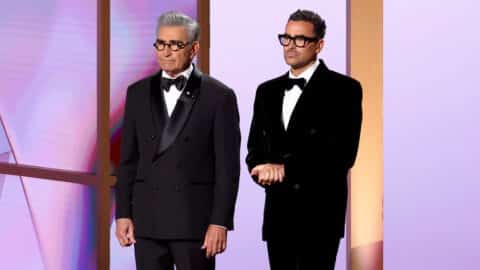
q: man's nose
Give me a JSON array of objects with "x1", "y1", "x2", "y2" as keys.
[
  {"x1": 162, "y1": 47, "x2": 172, "y2": 57},
  {"x1": 286, "y1": 41, "x2": 296, "y2": 50}
]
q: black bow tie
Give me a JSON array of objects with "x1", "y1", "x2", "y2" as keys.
[
  {"x1": 285, "y1": 78, "x2": 307, "y2": 91},
  {"x1": 161, "y1": 76, "x2": 187, "y2": 92}
]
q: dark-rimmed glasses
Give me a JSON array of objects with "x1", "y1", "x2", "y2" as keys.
[
  {"x1": 153, "y1": 39, "x2": 192, "y2": 51},
  {"x1": 278, "y1": 34, "x2": 319, "y2": 48}
]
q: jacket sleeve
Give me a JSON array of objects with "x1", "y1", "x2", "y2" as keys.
[
  {"x1": 245, "y1": 86, "x2": 271, "y2": 187},
  {"x1": 114, "y1": 87, "x2": 139, "y2": 219},
  {"x1": 210, "y1": 89, "x2": 241, "y2": 230}
]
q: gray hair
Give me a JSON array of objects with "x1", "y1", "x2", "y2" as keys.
[{"x1": 156, "y1": 11, "x2": 200, "y2": 42}]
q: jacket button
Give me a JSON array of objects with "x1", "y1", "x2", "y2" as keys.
[
  {"x1": 151, "y1": 135, "x2": 156, "y2": 140},
  {"x1": 175, "y1": 185, "x2": 181, "y2": 192},
  {"x1": 293, "y1": 184, "x2": 301, "y2": 190}
]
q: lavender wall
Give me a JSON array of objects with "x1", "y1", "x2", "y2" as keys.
[
  {"x1": 210, "y1": 2, "x2": 348, "y2": 269},
  {"x1": 385, "y1": 0, "x2": 480, "y2": 269}
]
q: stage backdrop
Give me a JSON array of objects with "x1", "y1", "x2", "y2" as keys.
[
  {"x1": 384, "y1": 0, "x2": 480, "y2": 269},
  {"x1": 0, "y1": 1, "x2": 98, "y2": 269},
  {"x1": 0, "y1": 1, "x2": 381, "y2": 269}
]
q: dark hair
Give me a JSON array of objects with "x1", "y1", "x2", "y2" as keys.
[{"x1": 288, "y1": 9, "x2": 326, "y2": 39}]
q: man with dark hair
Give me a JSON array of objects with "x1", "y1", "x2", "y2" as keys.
[
  {"x1": 246, "y1": 9, "x2": 362, "y2": 270},
  {"x1": 115, "y1": 11, "x2": 240, "y2": 270}
]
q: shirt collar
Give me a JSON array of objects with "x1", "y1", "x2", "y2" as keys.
[
  {"x1": 288, "y1": 59, "x2": 320, "y2": 85},
  {"x1": 162, "y1": 63, "x2": 194, "y2": 80}
]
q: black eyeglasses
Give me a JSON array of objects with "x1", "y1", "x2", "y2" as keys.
[
  {"x1": 153, "y1": 39, "x2": 192, "y2": 52},
  {"x1": 278, "y1": 34, "x2": 319, "y2": 48}
]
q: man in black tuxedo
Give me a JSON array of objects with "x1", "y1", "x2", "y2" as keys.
[
  {"x1": 114, "y1": 11, "x2": 240, "y2": 270},
  {"x1": 246, "y1": 10, "x2": 362, "y2": 270}
]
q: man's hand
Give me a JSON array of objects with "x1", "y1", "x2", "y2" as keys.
[
  {"x1": 115, "y1": 218, "x2": 136, "y2": 247},
  {"x1": 251, "y1": 163, "x2": 285, "y2": 185},
  {"x1": 201, "y1": 225, "x2": 227, "y2": 258}
]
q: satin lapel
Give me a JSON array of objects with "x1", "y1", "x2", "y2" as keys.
[
  {"x1": 149, "y1": 71, "x2": 168, "y2": 154},
  {"x1": 286, "y1": 60, "x2": 329, "y2": 134},
  {"x1": 273, "y1": 73, "x2": 289, "y2": 134},
  {"x1": 157, "y1": 68, "x2": 202, "y2": 155}
]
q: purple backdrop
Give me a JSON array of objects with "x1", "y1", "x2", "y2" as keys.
[
  {"x1": 385, "y1": 0, "x2": 480, "y2": 269},
  {"x1": 9, "y1": 0, "x2": 478, "y2": 268},
  {"x1": 0, "y1": 1, "x2": 98, "y2": 269}
]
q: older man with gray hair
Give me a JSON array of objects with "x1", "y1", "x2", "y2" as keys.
[{"x1": 115, "y1": 11, "x2": 240, "y2": 270}]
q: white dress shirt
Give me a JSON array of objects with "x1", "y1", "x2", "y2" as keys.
[
  {"x1": 162, "y1": 64, "x2": 194, "y2": 116},
  {"x1": 282, "y1": 60, "x2": 320, "y2": 129}
]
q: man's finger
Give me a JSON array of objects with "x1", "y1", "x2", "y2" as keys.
[
  {"x1": 271, "y1": 168, "x2": 277, "y2": 182},
  {"x1": 121, "y1": 236, "x2": 129, "y2": 246},
  {"x1": 274, "y1": 168, "x2": 280, "y2": 182},
  {"x1": 201, "y1": 234, "x2": 208, "y2": 250},
  {"x1": 209, "y1": 238, "x2": 216, "y2": 257},
  {"x1": 221, "y1": 239, "x2": 227, "y2": 252},
  {"x1": 205, "y1": 240, "x2": 212, "y2": 258},
  {"x1": 251, "y1": 165, "x2": 265, "y2": 176},
  {"x1": 126, "y1": 224, "x2": 136, "y2": 244},
  {"x1": 118, "y1": 235, "x2": 128, "y2": 247},
  {"x1": 214, "y1": 238, "x2": 221, "y2": 254},
  {"x1": 126, "y1": 232, "x2": 136, "y2": 244},
  {"x1": 260, "y1": 178, "x2": 267, "y2": 185},
  {"x1": 217, "y1": 238, "x2": 224, "y2": 254},
  {"x1": 267, "y1": 168, "x2": 274, "y2": 181},
  {"x1": 259, "y1": 171, "x2": 267, "y2": 183},
  {"x1": 211, "y1": 237, "x2": 218, "y2": 257},
  {"x1": 265, "y1": 169, "x2": 273, "y2": 184},
  {"x1": 204, "y1": 234, "x2": 213, "y2": 257}
]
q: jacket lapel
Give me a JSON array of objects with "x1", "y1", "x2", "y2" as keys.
[
  {"x1": 285, "y1": 59, "x2": 328, "y2": 134},
  {"x1": 273, "y1": 73, "x2": 289, "y2": 134},
  {"x1": 157, "y1": 67, "x2": 202, "y2": 155},
  {"x1": 149, "y1": 71, "x2": 168, "y2": 154}
]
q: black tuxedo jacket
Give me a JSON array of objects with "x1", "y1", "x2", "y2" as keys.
[
  {"x1": 115, "y1": 67, "x2": 241, "y2": 240},
  {"x1": 246, "y1": 60, "x2": 362, "y2": 241}
]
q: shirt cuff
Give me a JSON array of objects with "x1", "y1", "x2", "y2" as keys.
[{"x1": 210, "y1": 224, "x2": 228, "y2": 230}]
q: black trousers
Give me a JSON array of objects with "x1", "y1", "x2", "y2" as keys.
[
  {"x1": 134, "y1": 237, "x2": 215, "y2": 270},
  {"x1": 266, "y1": 237, "x2": 341, "y2": 270}
]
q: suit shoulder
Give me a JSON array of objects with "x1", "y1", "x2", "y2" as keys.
[
  {"x1": 202, "y1": 74, "x2": 236, "y2": 97},
  {"x1": 326, "y1": 70, "x2": 362, "y2": 99},
  {"x1": 255, "y1": 73, "x2": 287, "y2": 97},
  {"x1": 327, "y1": 70, "x2": 362, "y2": 89},
  {"x1": 126, "y1": 73, "x2": 156, "y2": 95},
  {"x1": 258, "y1": 74, "x2": 286, "y2": 89}
]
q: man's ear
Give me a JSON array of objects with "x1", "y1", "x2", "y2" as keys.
[
  {"x1": 191, "y1": 41, "x2": 200, "y2": 59},
  {"x1": 316, "y1": 39, "x2": 325, "y2": 54}
]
